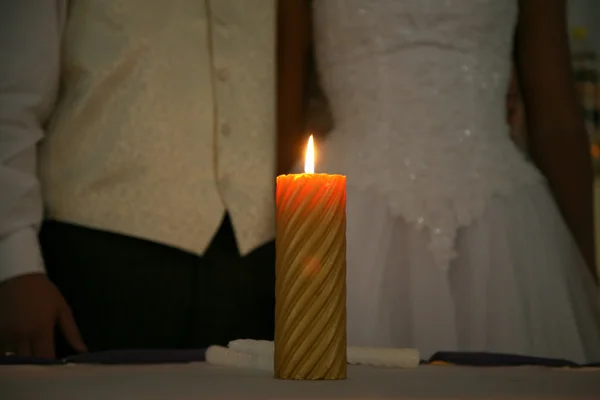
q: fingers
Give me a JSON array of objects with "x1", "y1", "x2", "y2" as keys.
[
  {"x1": 16, "y1": 341, "x2": 32, "y2": 357},
  {"x1": 31, "y1": 330, "x2": 56, "y2": 359},
  {"x1": 1, "y1": 329, "x2": 56, "y2": 359},
  {"x1": 58, "y1": 307, "x2": 87, "y2": 353},
  {"x1": 0, "y1": 341, "x2": 31, "y2": 357},
  {"x1": 0, "y1": 341, "x2": 16, "y2": 357},
  {"x1": 1, "y1": 316, "x2": 84, "y2": 359}
]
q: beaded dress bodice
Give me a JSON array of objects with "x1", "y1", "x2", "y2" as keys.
[{"x1": 313, "y1": 0, "x2": 543, "y2": 268}]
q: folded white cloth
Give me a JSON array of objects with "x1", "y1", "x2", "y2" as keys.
[{"x1": 205, "y1": 339, "x2": 420, "y2": 371}]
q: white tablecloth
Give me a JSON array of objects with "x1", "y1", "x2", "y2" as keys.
[{"x1": 2, "y1": 363, "x2": 599, "y2": 399}]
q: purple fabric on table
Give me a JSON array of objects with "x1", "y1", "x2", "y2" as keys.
[
  {"x1": 1, "y1": 349, "x2": 598, "y2": 367},
  {"x1": 66, "y1": 349, "x2": 207, "y2": 364},
  {"x1": 0, "y1": 356, "x2": 65, "y2": 365},
  {"x1": 0, "y1": 349, "x2": 206, "y2": 366},
  {"x1": 429, "y1": 351, "x2": 600, "y2": 367}
]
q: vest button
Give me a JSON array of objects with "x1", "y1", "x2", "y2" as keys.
[
  {"x1": 221, "y1": 123, "x2": 231, "y2": 137},
  {"x1": 217, "y1": 68, "x2": 230, "y2": 82}
]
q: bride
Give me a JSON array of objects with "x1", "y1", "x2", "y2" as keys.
[{"x1": 279, "y1": 0, "x2": 600, "y2": 363}]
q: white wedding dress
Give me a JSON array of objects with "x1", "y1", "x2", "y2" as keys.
[{"x1": 312, "y1": 0, "x2": 600, "y2": 363}]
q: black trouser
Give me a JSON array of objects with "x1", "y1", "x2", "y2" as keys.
[{"x1": 39, "y1": 214, "x2": 275, "y2": 357}]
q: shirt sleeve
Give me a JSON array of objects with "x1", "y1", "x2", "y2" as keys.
[{"x1": 0, "y1": 1, "x2": 67, "y2": 282}]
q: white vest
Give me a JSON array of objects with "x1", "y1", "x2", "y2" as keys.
[{"x1": 40, "y1": 0, "x2": 276, "y2": 256}]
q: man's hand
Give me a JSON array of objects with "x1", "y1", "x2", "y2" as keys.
[{"x1": 0, "y1": 273, "x2": 87, "y2": 358}]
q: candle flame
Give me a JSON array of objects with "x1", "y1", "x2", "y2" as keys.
[{"x1": 304, "y1": 135, "x2": 315, "y2": 174}]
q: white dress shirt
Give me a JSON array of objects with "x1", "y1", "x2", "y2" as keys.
[{"x1": 0, "y1": 0, "x2": 276, "y2": 282}]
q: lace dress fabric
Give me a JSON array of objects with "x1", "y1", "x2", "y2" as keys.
[
  {"x1": 314, "y1": 0, "x2": 542, "y2": 268},
  {"x1": 313, "y1": 0, "x2": 600, "y2": 363}
]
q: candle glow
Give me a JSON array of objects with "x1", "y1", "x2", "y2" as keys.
[{"x1": 304, "y1": 135, "x2": 315, "y2": 174}]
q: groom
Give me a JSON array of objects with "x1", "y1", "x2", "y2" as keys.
[{"x1": 0, "y1": 0, "x2": 308, "y2": 358}]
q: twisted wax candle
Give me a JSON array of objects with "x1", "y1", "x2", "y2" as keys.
[{"x1": 274, "y1": 135, "x2": 347, "y2": 380}]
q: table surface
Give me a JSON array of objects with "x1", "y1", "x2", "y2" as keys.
[{"x1": 2, "y1": 363, "x2": 600, "y2": 400}]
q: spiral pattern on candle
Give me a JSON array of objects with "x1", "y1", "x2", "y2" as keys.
[{"x1": 275, "y1": 174, "x2": 347, "y2": 380}]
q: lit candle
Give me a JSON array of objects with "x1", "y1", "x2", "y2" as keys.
[{"x1": 274, "y1": 135, "x2": 347, "y2": 380}]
